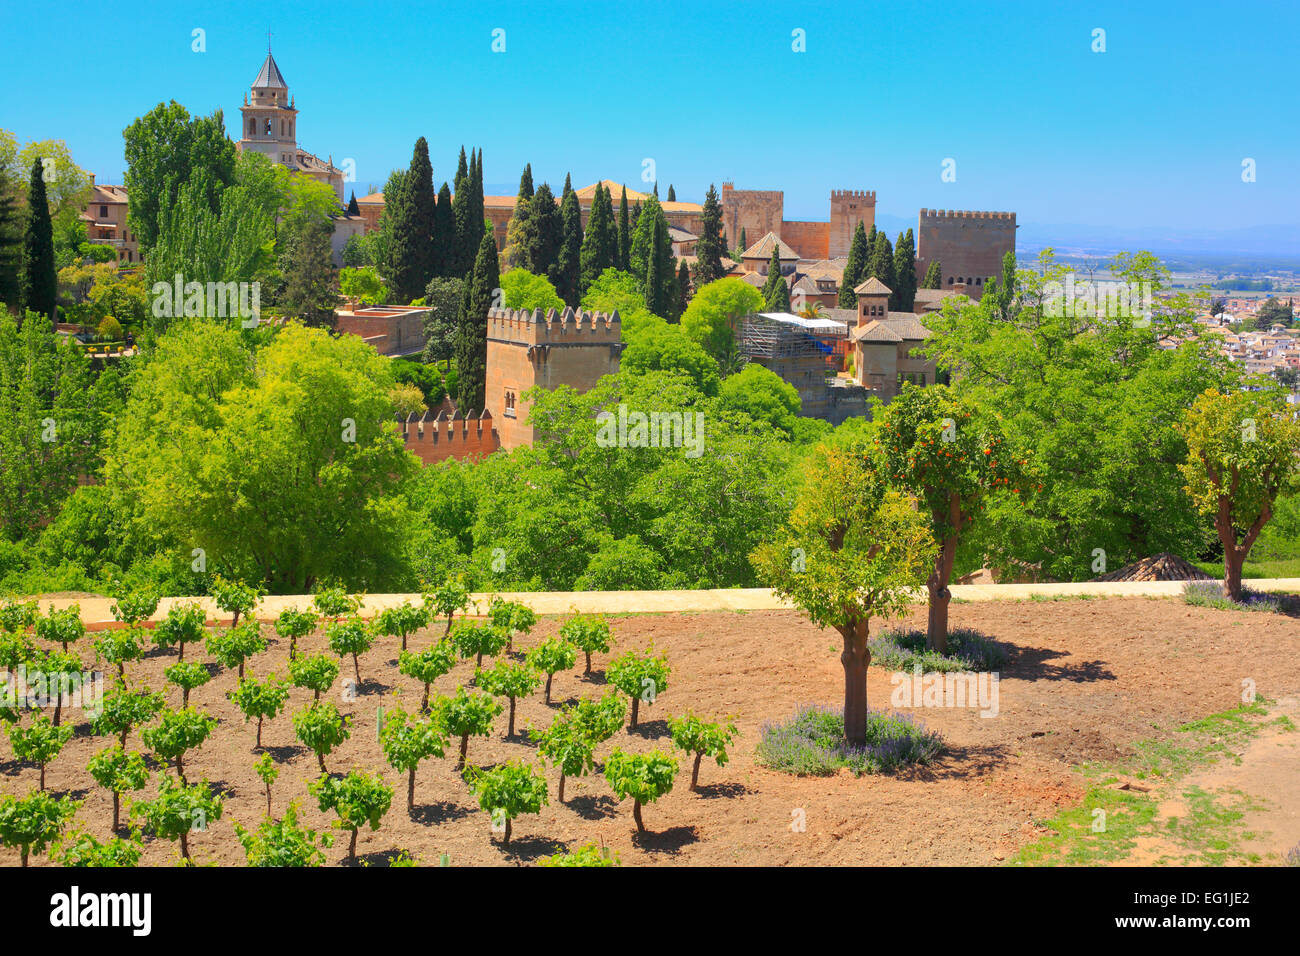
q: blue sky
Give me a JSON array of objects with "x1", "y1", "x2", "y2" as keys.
[{"x1": 4, "y1": 0, "x2": 1297, "y2": 234}]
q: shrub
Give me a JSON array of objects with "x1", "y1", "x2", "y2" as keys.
[
  {"x1": 205, "y1": 619, "x2": 268, "y2": 679},
  {"x1": 379, "y1": 706, "x2": 448, "y2": 813},
  {"x1": 526, "y1": 636, "x2": 578, "y2": 703},
  {"x1": 487, "y1": 596, "x2": 536, "y2": 653},
  {"x1": 539, "y1": 842, "x2": 619, "y2": 867},
  {"x1": 235, "y1": 802, "x2": 333, "y2": 867},
  {"x1": 109, "y1": 589, "x2": 159, "y2": 627},
  {"x1": 130, "y1": 774, "x2": 223, "y2": 864},
  {"x1": 868, "y1": 627, "x2": 1008, "y2": 673},
  {"x1": 87, "y1": 745, "x2": 149, "y2": 832},
  {"x1": 424, "y1": 577, "x2": 470, "y2": 637},
  {"x1": 313, "y1": 584, "x2": 361, "y2": 620},
  {"x1": 209, "y1": 575, "x2": 263, "y2": 627},
  {"x1": 164, "y1": 661, "x2": 211, "y2": 706},
  {"x1": 374, "y1": 601, "x2": 430, "y2": 653},
  {"x1": 140, "y1": 707, "x2": 217, "y2": 784},
  {"x1": 450, "y1": 621, "x2": 508, "y2": 669},
  {"x1": 96, "y1": 316, "x2": 123, "y2": 341},
  {"x1": 327, "y1": 616, "x2": 374, "y2": 688},
  {"x1": 310, "y1": 770, "x2": 393, "y2": 863},
  {"x1": 229, "y1": 675, "x2": 291, "y2": 749},
  {"x1": 52, "y1": 828, "x2": 144, "y2": 867},
  {"x1": 290, "y1": 653, "x2": 339, "y2": 700},
  {"x1": 0, "y1": 790, "x2": 79, "y2": 866},
  {"x1": 606, "y1": 647, "x2": 670, "y2": 730},
  {"x1": 9, "y1": 716, "x2": 74, "y2": 790},
  {"x1": 756, "y1": 704, "x2": 942, "y2": 777},
  {"x1": 464, "y1": 759, "x2": 548, "y2": 844},
  {"x1": 293, "y1": 701, "x2": 351, "y2": 774},
  {"x1": 559, "y1": 613, "x2": 611, "y2": 675},
  {"x1": 92, "y1": 688, "x2": 165, "y2": 747},
  {"x1": 275, "y1": 607, "x2": 319, "y2": 661},
  {"x1": 153, "y1": 602, "x2": 207, "y2": 661},
  {"x1": 668, "y1": 712, "x2": 738, "y2": 791},
  {"x1": 254, "y1": 752, "x2": 278, "y2": 815},
  {"x1": 475, "y1": 660, "x2": 541, "y2": 737},
  {"x1": 398, "y1": 641, "x2": 458, "y2": 712},
  {"x1": 96, "y1": 627, "x2": 145, "y2": 684},
  {"x1": 1181, "y1": 581, "x2": 1283, "y2": 613},
  {"x1": 603, "y1": 748, "x2": 678, "y2": 833},
  {"x1": 35, "y1": 604, "x2": 84, "y2": 652},
  {"x1": 433, "y1": 688, "x2": 501, "y2": 771}
]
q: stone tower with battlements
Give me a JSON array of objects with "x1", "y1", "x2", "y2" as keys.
[
  {"x1": 829, "y1": 190, "x2": 876, "y2": 259},
  {"x1": 915, "y1": 209, "x2": 1017, "y2": 299},
  {"x1": 485, "y1": 306, "x2": 625, "y2": 449}
]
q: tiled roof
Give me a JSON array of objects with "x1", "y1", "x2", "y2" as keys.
[
  {"x1": 851, "y1": 320, "x2": 903, "y2": 343},
  {"x1": 854, "y1": 276, "x2": 892, "y2": 296},
  {"x1": 252, "y1": 53, "x2": 288, "y2": 89},
  {"x1": 882, "y1": 312, "x2": 932, "y2": 340},
  {"x1": 742, "y1": 232, "x2": 799, "y2": 261}
]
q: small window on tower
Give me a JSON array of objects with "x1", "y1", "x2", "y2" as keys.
[{"x1": 265, "y1": 119, "x2": 271, "y2": 136}]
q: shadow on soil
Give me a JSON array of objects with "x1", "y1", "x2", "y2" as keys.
[
  {"x1": 633, "y1": 825, "x2": 700, "y2": 855},
  {"x1": 410, "y1": 799, "x2": 475, "y2": 825},
  {"x1": 565, "y1": 794, "x2": 619, "y2": 820},
  {"x1": 695, "y1": 781, "x2": 753, "y2": 799},
  {"x1": 500, "y1": 835, "x2": 567, "y2": 862},
  {"x1": 1007, "y1": 646, "x2": 1116, "y2": 683}
]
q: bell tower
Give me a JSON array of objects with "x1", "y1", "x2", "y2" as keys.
[{"x1": 238, "y1": 41, "x2": 298, "y2": 164}]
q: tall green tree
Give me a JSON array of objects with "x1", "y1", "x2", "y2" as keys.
[
  {"x1": 451, "y1": 147, "x2": 472, "y2": 276},
  {"x1": 616, "y1": 186, "x2": 631, "y2": 271},
  {"x1": 867, "y1": 230, "x2": 894, "y2": 296},
  {"x1": 503, "y1": 164, "x2": 534, "y2": 270},
  {"x1": 454, "y1": 231, "x2": 500, "y2": 411},
  {"x1": 579, "y1": 184, "x2": 617, "y2": 295},
  {"x1": 666, "y1": 184, "x2": 676, "y2": 202},
  {"x1": 277, "y1": 216, "x2": 336, "y2": 327},
  {"x1": 527, "y1": 183, "x2": 562, "y2": 279},
  {"x1": 692, "y1": 184, "x2": 726, "y2": 288},
  {"x1": 431, "y1": 182, "x2": 456, "y2": 277},
  {"x1": 630, "y1": 195, "x2": 675, "y2": 315},
  {"x1": 553, "y1": 177, "x2": 583, "y2": 307},
  {"x1": 922, "y1": 259, "x2": 942, "y2": 289},
  {"x1": 0, "y1": 185, "x2": 23, "y2": 312},
  {"x1": 674, "y1": 260, "x2": 691, "y2": 318},
  {"x1": 21, "y1": 159, "x2": 56, "y2": 318},
  {"x1": 122, "y1": 101, "x2": 236, "y2": 257},
  {"x1": 838, "y1": 221, "x2": 869, "y2": 309},
  {"x1": 893, "y1": 228, "x2": 917, "y2": 312},
  {"x1": 760, "y1": 246, "x2": 789, "y2": 312},
  {"x1": 387, "y1": 137, "x2": 436, "y2": 302}
]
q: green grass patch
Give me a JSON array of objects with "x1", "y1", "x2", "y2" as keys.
[{"x1": 1194, "y1": 557, "x2": 1300, "y2": 579}]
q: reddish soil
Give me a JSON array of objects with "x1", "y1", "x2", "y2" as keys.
[{"x1": 3, "y1": 597, "x2": 1298, "y2": 867}]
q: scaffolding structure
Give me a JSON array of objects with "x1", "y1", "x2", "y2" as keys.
[{"x1": 737, "y1": 312, "x2": 847, "y2": 359}]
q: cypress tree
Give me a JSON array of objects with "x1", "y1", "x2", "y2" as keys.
[
  {"x1": 579, "y1": 184, "x2": 616, "y2": 294},
  {"x1": 471, "y1": 149, "x2": 486, "y2": 250},
  {"x1": 760, "y1": 246, "x2": 789, "y2": 311},
  {"x1": 503, "y1": 164, "x2": 534, "y2": 269},
  {"x1": 452, "y1": 146, "x2": 472, "y2": 276},
  {"x1": 346, "y1": 191, "x2": 360, "y2": 217},
  {"x1": 22, "y1": 159, "x2": 57, "y2": 318},
  {"x1": 868, "y1": 230, "x2": 895, "y2": 299},
  {"x1": 454, "y1": 230, "x2": 500, "y2": 412},
  {"x1": 838, "y1": 220, "x2": 869, "y2": 308},
  {"x1": 922, "y1": 259, "x2": 942, "y2": 289},
  {"x1": 0, "y1": 189, "x2": 22, "y2": 312},
  {"x1": 893, "y1": 228, "x2": 917, "y2": 313},
  {"x1": 617, "y1": 186, "x2": 631, "y2": 271},
  {"x1": 528, "y1": 182, "x2": 562, "y2": 278},
  {"x1": 738, "y1": 227, "x2": 748, "y2": 255},
  {"x1": 693, "y1": 183, "x2": 726, "y2": 288},
  {"x1": 432, "y1": 182, "x2": 455, "y2": 276},
  {"x1": 630, "y1": 195, "x2": 674, "y2": 314},
  {"x1": 554, "y1": 181, "x2": 582, "y2": 306},
  {"x1": 389, "y1": 136, "x2": 436, "y2": 301},
  {"x1": 674, "y1": 259, "x2": 691, "y2": 318},
  {"x1": 666, "y1": 184, "x2": 676, "y2": 202}
]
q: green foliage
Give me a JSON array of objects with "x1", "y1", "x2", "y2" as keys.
[
  {"x1": 539, "y1": 841, "x2": 619, "y2": 866},
  {"x1": 424, "y1": 576, "x2": 471, "y2": 632},
  {"x1": 681, "y1": 278, "x2": 764, "y2": 363},
  {"x1": 152, "y1": 602, "x2": 206, "y2": 657},
  {"x1": 339, "y1": 265, "x2": 387, "y2": 306},
  {"x1": 526, "y1": 636, "x2": 577, "y2": 682},
  {"x1": 373, "y1": 600, "x2": 430, "y2": 651},
  {"x1": 603, "y1": 748, "x2": 677, "y2": 820},
  {"x1": 309, "y1": 769, "x2": 392, "y2": 858},
  {"x1": 719, "y1": 364, "x2": 800, "y2": 436},
  {"x1": 0, "y1": 596, "x2": 38, "y2": 633},
  {"x1": 606, "y1": 647, "x2": 670, "y2": 722},
  {"x1": 87, "y1": 745, "x2": 149, "y2": 797},
  {"x1": 52, "y1": 828, "x2": 144, "y2": 867},
  {"x1": 91, "y1": 688, "x2": 165, "y2": 745},
  {"x1": 164, "y1": 661, "x2": 211, "y2": 702},
  {"x1": 313, "y1": 585, "x2": 361, "y2": 619},
  {"x1": 289, "y1": 653, "x2": 339, "y2": 698},
  {"x1": 275, "y1": 606, "x2": 319, "y2": 659},
  {"x1": 558, "y1": 613, "x2": 611, "y2": 670},
  {"x1": 111, "y1": 588, "x2": 159, "y2": 626},
  {"x1": 464, "y1": 759, "x2": 548, "y2": 840},
  {"x1": 204, "y1": 619, "x2": 268, "y2": 674},
  {"x1": 397, "y1": 641, "x2": 458, "y2": 705},
  {"x1": 0, "y1": 789, "x2": 79, "y2": 864},
  {"x1": 579, "y1": 185, "x2": 618, "y2": 294},
  {"x1": 9, "y1": 715, "x2": 74, "y2": 778},
  {"x1": 501, "y1": 267, "x2": 564, "y2": 312},
  {"x1": 454, "y1": 231, "x2": 500, "y2": 411},
  {"x1": 140, "y1": 706, "x2": 217, "y2": 776},
  {"x1": 35, "y1": 604, "x2": 85, "y2": 650},
  {"x1": 621, "y1": 318, "x2": 721, "y2": 396},
  {"x1": 235, "y1": 801, "x2": 333, "y2": 867},
  {"x1": 487, "y1": 597, "x2": 536, "y2": 636},
  {"x1": 228, "y1": 675, "x2": 290, "y2": 730},
  {"x1": 450, "y1": 621, "x2": 508, "y2": 664},
  {"x1": 326, "y1": 615, "x2": 374, "y2": 684},
  {"x1": 379, "y1": 706, "x2": 448, "y2": 772},
  {"x1": 130, "y1": 774, "x2": 223, "y2": 860},
  {"x1": 293, "y1": 701, "x2": 351, "y2": 771},
  {"x1": 668, "y1": 712, "x2": 737, "y2": 767},
  {"x1": 209, "y1": 574, "x2": 263, "y2": 624},
  {"x1": 254, "y1": 752, "x2": 278, "y2": 789},
  {"x1": 434, "y1": 687, "x2": 501, "y2": 768}
]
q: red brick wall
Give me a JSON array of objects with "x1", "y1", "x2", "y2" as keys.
[
  {"x1": 400, "y1": 413, "x2": 500, "y2": 465},
  {"x1": 781, "y1": 221, "x2": 829, "y2": 260}
]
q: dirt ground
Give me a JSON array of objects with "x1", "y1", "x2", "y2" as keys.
[{"x1": 3, "y1": 597, "x2": 1298, "y2": 867}]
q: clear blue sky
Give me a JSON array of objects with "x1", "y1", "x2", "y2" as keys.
[{"x1": 4, "y1": 0, "x2": 1296, "y2": 231}]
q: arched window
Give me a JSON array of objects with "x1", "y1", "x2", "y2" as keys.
[
  {"x1": 265, "y1": 119, "x2": 272, "y2": 136},
  {"x1": 975, "y1": 276, "x2": 982, "y2": 285},
  {"x1": 280, "y1": 120, "x2": 285, "y2": 136},
  {"x1": 947, "y1": 276, "x2": 953, "y2": 285},
  {"x1": 249, "y1": 118, "x2": 255, "y2": 135}
]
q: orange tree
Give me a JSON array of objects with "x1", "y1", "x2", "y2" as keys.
[
  {"x1": 874, "y1": 384, "x2": 1026, "y2": 652},
  {"x1": 1178, "y1": 387, "x2": 1300, "y2": 601},
  {"x1": 751, "y1": 431, "x2": 934, "y2": 749}
]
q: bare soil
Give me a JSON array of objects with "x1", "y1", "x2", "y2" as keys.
[{"x1": 3, "y1": 597, "x2": 1298, "y2": 867}]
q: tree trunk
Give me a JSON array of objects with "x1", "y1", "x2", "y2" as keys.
[
  {"x1": 176, "y1": 755, "x2": 186, "y2": 785},
  {"x1": 457, "y1": 733, "x2": 469, "y2": 771},
  {"x1": 445, "y1": 615, "x2": 453, "y2": 638},
  {"x1": 289, "y1": 636, "x2": 297, "y2": 661},
  {"x1": 1223, "y1": 546, "x2": 1245, "y2": 603},
  {"x1": 316, "y1": 752, "x2": 326, "y2": 774},
  {"x1": 20, "y1": 847, "x2": 28, "y2": 867},
  {"x1": 180, "y1": 830, "x2": 190, "y2": 863},
  {"x1": 476, "y1": 651, "x2": 483, "y2": 669},
  {"x1": 502, "y1": 818, "x2": 512, "y2": 844},
  {"x1": 265, "y1": 784, "x2": 272, "y2": 816},
  {"x1": 256, "y1": 717, "x2": 264, "y2": 749},
  {"x1": 421, "y1": 683, "x2": 430, "y2": 713},
  {"x1": 112, "y1": 792, "x2": 120, "y2": 832},
  {"x1": 352, "y1": 653, "x2": 361, "y2": 687},
  {"x1": 630, "y1": 697, "x2": 640, "y2": 730},
  {"x1": 691, "y1": 752, "x2": 702, "y2": 791},
  {"x1": 178, "y1": 642, "x2": 184, "y2": 662},
  {"x1": 632, "y1": 799, "x2": 645, "y2": 833},
  {"x1": 348, "y1": 828, "x2": 357, "y2": 862},
  {"x1": 238, "y1": 660, "x2": 245, "y2": 680},
  {"x1": 39, "y1": 763, "x2": 46, "y2": 791},
  {"x1": 508, "y1": 698, "x2": 516, "y2": 737},
  {"x1": 408, "y1": 767, "x2": 416, "y2": 812},
  {"x1": 584, "y1": 650, "x2": 592, "y2": 675},
  {"x1": 182, "y1": 688, "x2": 190, "y2": 707},
  {"x1": 53, "y1": 698, "x2": 61, "y2": 728},
  {"x1": 558, "y1": 772, "x2": 566, "y2": 803},
  {"x1": 841, "y1": 618, "x2": 871, "y2": 750},
  {"x1": 926, "y1": 501, "x2": 961, "y2": 653},
  {"x1": 545, "y1": 673, "x2": 553, "y2": 704}
]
